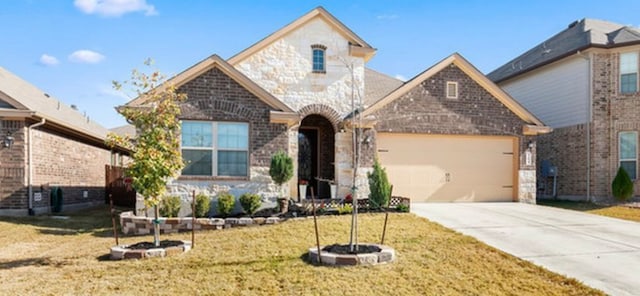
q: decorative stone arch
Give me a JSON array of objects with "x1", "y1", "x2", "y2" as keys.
[{"x1": 297, "y1": 104, "x2": 342, "y2": 131}]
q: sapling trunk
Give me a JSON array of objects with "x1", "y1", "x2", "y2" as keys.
[{"x1": 153, "y1": 204, "x2": 160, "y2": 247}]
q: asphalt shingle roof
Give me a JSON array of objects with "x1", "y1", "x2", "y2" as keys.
[
  {"x1": 363, "y1": 67, "x2": 404, "y2": 108},
  {"x1": 488, "y1": 18, "x2": 640, "y2": 83},
  {"x1": 0, "y1": 66, "x2": 109, "y2": 139}
]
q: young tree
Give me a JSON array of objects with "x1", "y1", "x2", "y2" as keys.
[
  {"x1": 106, "y1": 59, "x2": 186, "y2": 247},
  {"x1": 269, "y1": 151, "x2": 293, "y2": 213},
  {"x1": 368, "y1": 157, "x2": 391, "y2": 209}
]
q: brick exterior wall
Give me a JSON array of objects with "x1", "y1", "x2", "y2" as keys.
[
  {"x1": 537, "y1": 51, "x2": 640, "y2": 201},
  {"x1": 31, "y1": 127, "x2": 111, "y2": 211},
  {"x1": 536, "y1": 124, "x2": 588, "y2": 198},
  {"x1": 372, "y1": 64, "x2": 525, "y2": 136},
  {"x1": 368, "y1": 63, "x2": 535, "y2": 202},
  {"x1": 178, "y1": 67, "x2": 289, "y2": 169},
  {"x1": 1, "y1": 119, "x2": 113, "y2": 215},
  {"x1": 0, "y1": 120, "x2": 26, "y2": 209}
]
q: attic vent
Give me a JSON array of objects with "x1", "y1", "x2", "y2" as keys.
[{"x1": 568, "y1": 20, "x2": 579, "y2": 28}]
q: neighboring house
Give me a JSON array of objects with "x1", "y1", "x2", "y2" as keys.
[
  {"x1": 488, "y1": 18, "x2": 640, "y2": 201},
  {"x1": 124, "y1": 7, "x2": 549, "y2": 203},
  {"x1": 0, "y1": 67, "x2": 128, "y2": 216}
]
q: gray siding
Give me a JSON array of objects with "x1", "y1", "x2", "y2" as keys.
[{"x1": 500, "y1": 56, "x2": 589, "y2": 128}]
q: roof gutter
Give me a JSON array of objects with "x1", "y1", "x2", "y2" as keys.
[
  {"x1": 494, "y1": 44, "x2": 596, "y2": 84},
  {"x1": 27, "y1": 118, "x2": 46, "y2": 216},
  {"x1": 495, "y1": 41, "x2": 640, "y2": 84}
]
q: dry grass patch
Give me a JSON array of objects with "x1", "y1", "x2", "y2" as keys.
[
  {"x1": 539, "y1": 200, "x2": 640, "y2": 222},
  {"x1": 0, "y1": 206, "x2": 603, "y2": 295}
]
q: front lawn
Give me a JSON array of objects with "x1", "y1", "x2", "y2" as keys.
[
  {"x1": 538, "y1": 200, "x2": 640, "y2": 222},
  {"x1": 0, "y1": 206, "x2": 603, "y2": 295}
]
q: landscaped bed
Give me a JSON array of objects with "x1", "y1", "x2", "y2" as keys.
[{"x1": 0, "y1": 206, "x2": 604, "y2": 295}]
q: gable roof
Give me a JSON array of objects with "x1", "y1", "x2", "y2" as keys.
[
  {"x1": 489, "y1": 18, "x2": 640, "y2": 83},
  {"x1": 227, "y1": 6, "x2": 376, "y2": 65},
  {"x1": 0, "y1": 66, "x2": 111, "y2": 142},
  {"x1": 362, "y1": 53, "x2": 548, "y2": 130},
  {"x1": 125, "y1": 54, "x2": 294, "y2": 112},
  {"x1": 363, "y1": 68, "x2": 403, "y2": 107}
]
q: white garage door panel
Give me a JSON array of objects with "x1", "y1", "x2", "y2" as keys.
[{"x1": 377, "y1": 134, "x2": 515, "y2": 202}]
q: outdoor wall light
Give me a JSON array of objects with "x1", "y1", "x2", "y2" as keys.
[
  {"x1": 527, "y1": 140, "x2": 534, "y2": 150},
  {"x1": 3, "y1": 133, "x2": 14, "y2": 148},
  {"x1": 363, "y1": 135, "x2": 372, "y2": 145}
]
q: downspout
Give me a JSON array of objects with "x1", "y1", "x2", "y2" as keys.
[
  {"x1": 579, "y1": 50, "x2": 593, "y2": 202},
  {"x1": 27, "y1": 118, "x2": 46, "y2": 216},
  {"x1": 587, "y1": 52, "x2": 593, "y2": 202}
]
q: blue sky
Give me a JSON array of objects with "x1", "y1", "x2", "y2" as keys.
[{"x1": 1, "y1": 0, "x2": 639, "y2": 128}]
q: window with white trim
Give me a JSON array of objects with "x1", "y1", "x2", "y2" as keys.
[
  {"x1": 446, "y1": 81, "x2": 458, "y2": 99},
  {"x1": 181, "y1": 121, "x2": 249, "y2": 177},
  {"x1": 311, "y1": 44, "x2": 326, "y2": 73},
  {"x1": 619, "y1": 131, "x2": 637, "y2": 179},
  {"x1": 620, "y1": 52, "x2": 638, "y2": 94}
]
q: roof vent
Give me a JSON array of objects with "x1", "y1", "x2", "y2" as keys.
[
  {"x1": 44, "y1": 93, "x2": 50, "y2": 98},
  {"x1": 71, "y1": 104, "x2": 78, "y2": 110},
  {"x1": 568, "y1": 20, "x2": 579, "y2": 28}
]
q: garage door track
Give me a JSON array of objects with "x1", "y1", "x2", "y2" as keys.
[{"x1": 412, "y1": 202, "x2": 640, "y2": 296}]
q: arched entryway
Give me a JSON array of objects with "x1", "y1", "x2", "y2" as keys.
[{"x1": 298, "y1": 114, "x2": 335, "y2": 199}]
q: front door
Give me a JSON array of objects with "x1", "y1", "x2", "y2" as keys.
[
  {"x1": 298, "y1": 114, "x2": 335, "y2": 199},
  {"x1": 298, "y1": 128, "x2": 318, "y2": 199}
]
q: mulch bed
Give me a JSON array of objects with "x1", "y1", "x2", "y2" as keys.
[
  {"x1": 322, "y1": 243, "x2": 382, "y2": 255},
  {"x1": 126, "y1": 240, "x2": 185, "y2": 250}
]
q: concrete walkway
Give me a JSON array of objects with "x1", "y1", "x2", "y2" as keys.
[{"x1": 411, "y1": 203, "x2": 640, "y2": 296}]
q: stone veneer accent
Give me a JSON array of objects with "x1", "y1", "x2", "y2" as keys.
[
  {"x1": 369, "y1": 63, "x2": 537, "y2": 203},
  {"x1": 235, "y1": 17, "x2": 365, "y2": 118}
]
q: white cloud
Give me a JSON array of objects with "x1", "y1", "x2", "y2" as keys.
[
  {"x1": 74, "y1": 0, "x2": 157, "y2": 17},
  {"x1": 39, "y1": 54, "x2": 60, "y2": 66},
  {"x1": 377, "y1": 14, "x2": 399, "y2": 20},
  {"x1": 394, "y1": 74, "x2": 407, "y2": 81},
  {"x1": 68, "y1": 50, "x2": 106, "y2": 64}
]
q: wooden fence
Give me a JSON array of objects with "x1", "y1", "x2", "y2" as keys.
[{"x1": 105, "y1": 165, "x2": 136, "y2": 207}]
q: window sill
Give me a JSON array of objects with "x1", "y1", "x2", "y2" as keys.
[
  {"x1": 178, "y1": 176, "x2": 250, "y2": 182},
  {"x1": 312, "y1": 70, "x2": 326, "y2": 74}
]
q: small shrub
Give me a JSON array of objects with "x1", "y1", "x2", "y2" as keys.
[
  {"x1": 217, "y1": 192, "x2": 236, "y2": 217},
  {"x1": 269, "y1": 151, "x2": 294, "y2": 198},
  {"x1": 239, "y1": 193, "x2": 262, "y2": 215},
  {"x1": 368, "y1": 158, "x2": 391, "y2": 209},
  {"x1": 159, "y1": 195, "x2": 181, "y2": 218},
  {"x1": 396, "y1": 203, "x2": 410, "y2": 213},
  {"x1": 612, "y1": 166, "x2": 634, "y2": 201},
  {"x1": 337, "y1": 203, "x2": 353, "y2": 215},
  {"x1": 194, "y1": 193, "x2": 211, "y2": 218}
]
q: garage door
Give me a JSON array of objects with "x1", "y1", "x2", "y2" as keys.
[{"x1": 377, "y1": 133, "x2": 516, "y2": 202}]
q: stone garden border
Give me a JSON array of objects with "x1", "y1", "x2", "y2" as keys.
[
  {"x1": 119, "y1": 211, "x2": 283, "y2": 235},
  {"x1": 307, "y1": 244, "x2": 396, "y2": 266},
  {"x1": 110, "y1": 240, "x2": 192, "y2": 260}
]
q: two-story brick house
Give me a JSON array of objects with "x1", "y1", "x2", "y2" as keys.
[
  {"x1": 489, "y1": 19, "x2": 640, "y2": 201},
  {"x1": 125, "y1": 7, "x2": 549, "y2": 204}
]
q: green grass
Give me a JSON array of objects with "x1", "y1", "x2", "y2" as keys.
[
  {"x1": 0, "y1": 206, "x2": 604, "y2": 295},
  {"x1": 539, "y1": 200, "x2": 640, "y2": 222}
]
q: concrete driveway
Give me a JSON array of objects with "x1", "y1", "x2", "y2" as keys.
[{"x1": 411, "y1": 202, "x2": 640, "y2": 296}]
